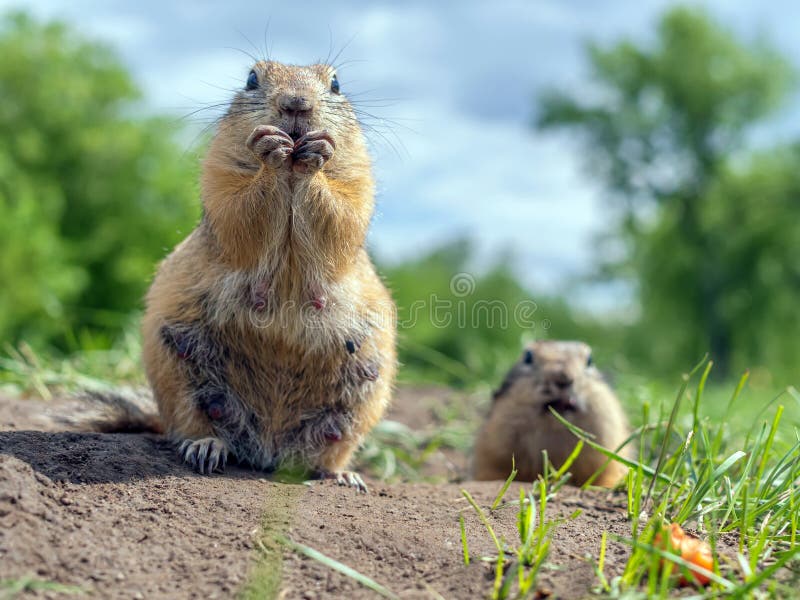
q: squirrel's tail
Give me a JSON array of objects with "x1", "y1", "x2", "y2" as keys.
[{"x1": 61, "y1": 388, "x2": 164, "y2": 434}]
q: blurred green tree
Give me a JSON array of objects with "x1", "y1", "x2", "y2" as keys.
[
  {"x1": 0, "y1": 12, "x2": 199, "y2": 349},
  {"x1": 537, "y1": 7, "x2": 799, "y2": 379},
  {"x1": 381, "y1": 239, "x2": 619, "y2": 387}
]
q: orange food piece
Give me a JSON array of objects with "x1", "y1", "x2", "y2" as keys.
[{"x1": 653, "y1": 523, "x2": 713, "y2": 586}]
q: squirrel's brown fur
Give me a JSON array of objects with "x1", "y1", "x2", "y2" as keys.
[
  {"x1": 140, "y1": 61, "x2": 396, "y2": 487},
  {"x1": 473, "y1": 341, "x2": 631, "y2": 487}
]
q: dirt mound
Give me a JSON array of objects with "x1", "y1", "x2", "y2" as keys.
[
  {"x1": 0, "y1": 402, "x2": 276, "y2": 598},
  {"x1": 282, "y1": 482, "x2": 631, "y2": 599},
  {"x1": 1, "y1": 392, "x2": 635, "y2": 599}
]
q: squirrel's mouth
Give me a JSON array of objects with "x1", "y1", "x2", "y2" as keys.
[
  {"x1": 280, "y1": 116, "x2": 312, "y2": 142},
  {"x1": 543, "y1": 395, "x2": 580, "y2": 414}
]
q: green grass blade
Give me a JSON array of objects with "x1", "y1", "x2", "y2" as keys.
[
  {"x1": 730, "y1": 544, "x2": 800, "y2": 598},
  {"x1": 279, "y1": 537, "x2": 399, "y2": 600},
  {"x1": 594, "y1": 531, "x2": 610, "y2": 593},
  {"x1": 646, "y1": 356, "x2": 708, "y2": 504},
  {"x1": 462, "y1": 489, "x2": 503, "y2": 553},
  {"x1": 459, "y1": 514, "x2": 470, "y2": 566},
  {"x1": 554, "y1": 439, "x2": 584, "y2": 483},
  {"x1": 712, "y1": 370, "x2": 750, "y2": 456},
  {"x1": 548, "y1": 407, "x2": 670, "y2": 483},
  {"x1": 491, "y1": 456, "x2": 518, "y2": 510},
  {"x1": 693, "y1": 360, "x2": 714, "y2": 435},
  {"x1": 756, "y1": 405, "x2": 784, "y2": 484},
  {"x1": 0, "y1": 577, "x2": 84, "y2": 597}
]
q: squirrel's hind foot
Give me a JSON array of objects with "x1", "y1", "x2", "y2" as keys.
[
  {"x1": 178, "y1": 437, "x2": 229, "y2": 475},
  {"x1": 313, "y1": 469, "x2": 368, "y2": 493}
]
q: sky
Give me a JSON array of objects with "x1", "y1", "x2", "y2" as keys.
[{"x1": 6, "y1": 0, "x2": 800, "y2": 304}]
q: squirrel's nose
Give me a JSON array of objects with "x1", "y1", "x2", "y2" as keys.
[
  {"x1": 550, "y1": 372, "x2": 574, "y2": 390},
  {"x1": 277, "y1": 94, "x2": 314, "y2": 117}
]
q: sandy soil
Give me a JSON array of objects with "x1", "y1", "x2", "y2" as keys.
[
  {"x1": 0, "y1": 388, "x2": 701, "y2": 599},
  {"x1": 280, "y1": 481, "x2": 632, "y2": 599}
]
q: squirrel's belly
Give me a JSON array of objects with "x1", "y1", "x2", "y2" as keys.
[{"x1": 205, "y1": 267, "x2": 383, "y2": 355}]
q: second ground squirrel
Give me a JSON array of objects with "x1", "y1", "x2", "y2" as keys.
[{"x1": 473, "y1": 340, "x2": 632, "y2": 487}]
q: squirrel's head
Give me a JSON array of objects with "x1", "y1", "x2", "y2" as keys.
[
  {"x1": 219, "y1": 61, "x2": 364, "y2": 160},
  {"x1": 494, "y1": 340, "x2": 605, "y2": 414}
]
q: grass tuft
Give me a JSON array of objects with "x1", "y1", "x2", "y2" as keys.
[
  {"x1": 461, "y1": 470, "x2": 578, "y2": 599},
  {"x1": 606, "y1": 359, "x2": 800, "y2": 596}
]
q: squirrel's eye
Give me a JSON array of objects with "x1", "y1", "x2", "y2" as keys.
[
  {"x1": 523, "y1": 349, "x2": 534, "y2": 365},
  {"x1": 246, "y1": 70, "x2": 259, "y2": 90},
  {"x1": 586, "y1": 354, "x2": 593, "y2": 367},
  {"x1": 330, "y1": 73, "x2": 340, "y2": 94}
]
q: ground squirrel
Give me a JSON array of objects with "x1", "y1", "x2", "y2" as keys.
[
  {"x1": 473, "y1": 341, "x2": 632, "y2": 487},
  {"x1": 136, "y1": 61, "x2": 396, "y2": 490}
]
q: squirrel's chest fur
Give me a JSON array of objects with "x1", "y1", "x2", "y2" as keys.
[{"x1": 208, "y1": 252, "x2": 375, "y2": 350}]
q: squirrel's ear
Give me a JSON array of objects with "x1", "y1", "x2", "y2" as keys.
[{"x1": 523, "y1": 349, "x2": 534, "y2": 365}]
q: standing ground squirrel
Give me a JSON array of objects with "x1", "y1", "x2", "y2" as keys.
[
  {"x1": 139, "y1": 61, "x2": 396, "y2": 490},
  {"x1": 473, "y1": 341, "x2": 632, "y2": 487}
]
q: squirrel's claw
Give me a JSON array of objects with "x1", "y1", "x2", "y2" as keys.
[
  {"x1": 337, "y1": 471, "x2": 367, "y2": 492},
  {"x1": 178, "y1": 437, "x2": 229, "y2": 475},
  {"x1": 313, "y1": 469, "x2": 368, "y2": 493}
]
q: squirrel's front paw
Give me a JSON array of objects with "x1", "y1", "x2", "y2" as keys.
[
  {"x1": 246, "y1": 125, "x2": 294, "y2": 169},
  {"x1": 178, "y1": 437, "x2": 229, "y2": 475},
  {"x1": 292, "y1": 130, "x2": 336, "y2": 175}
]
